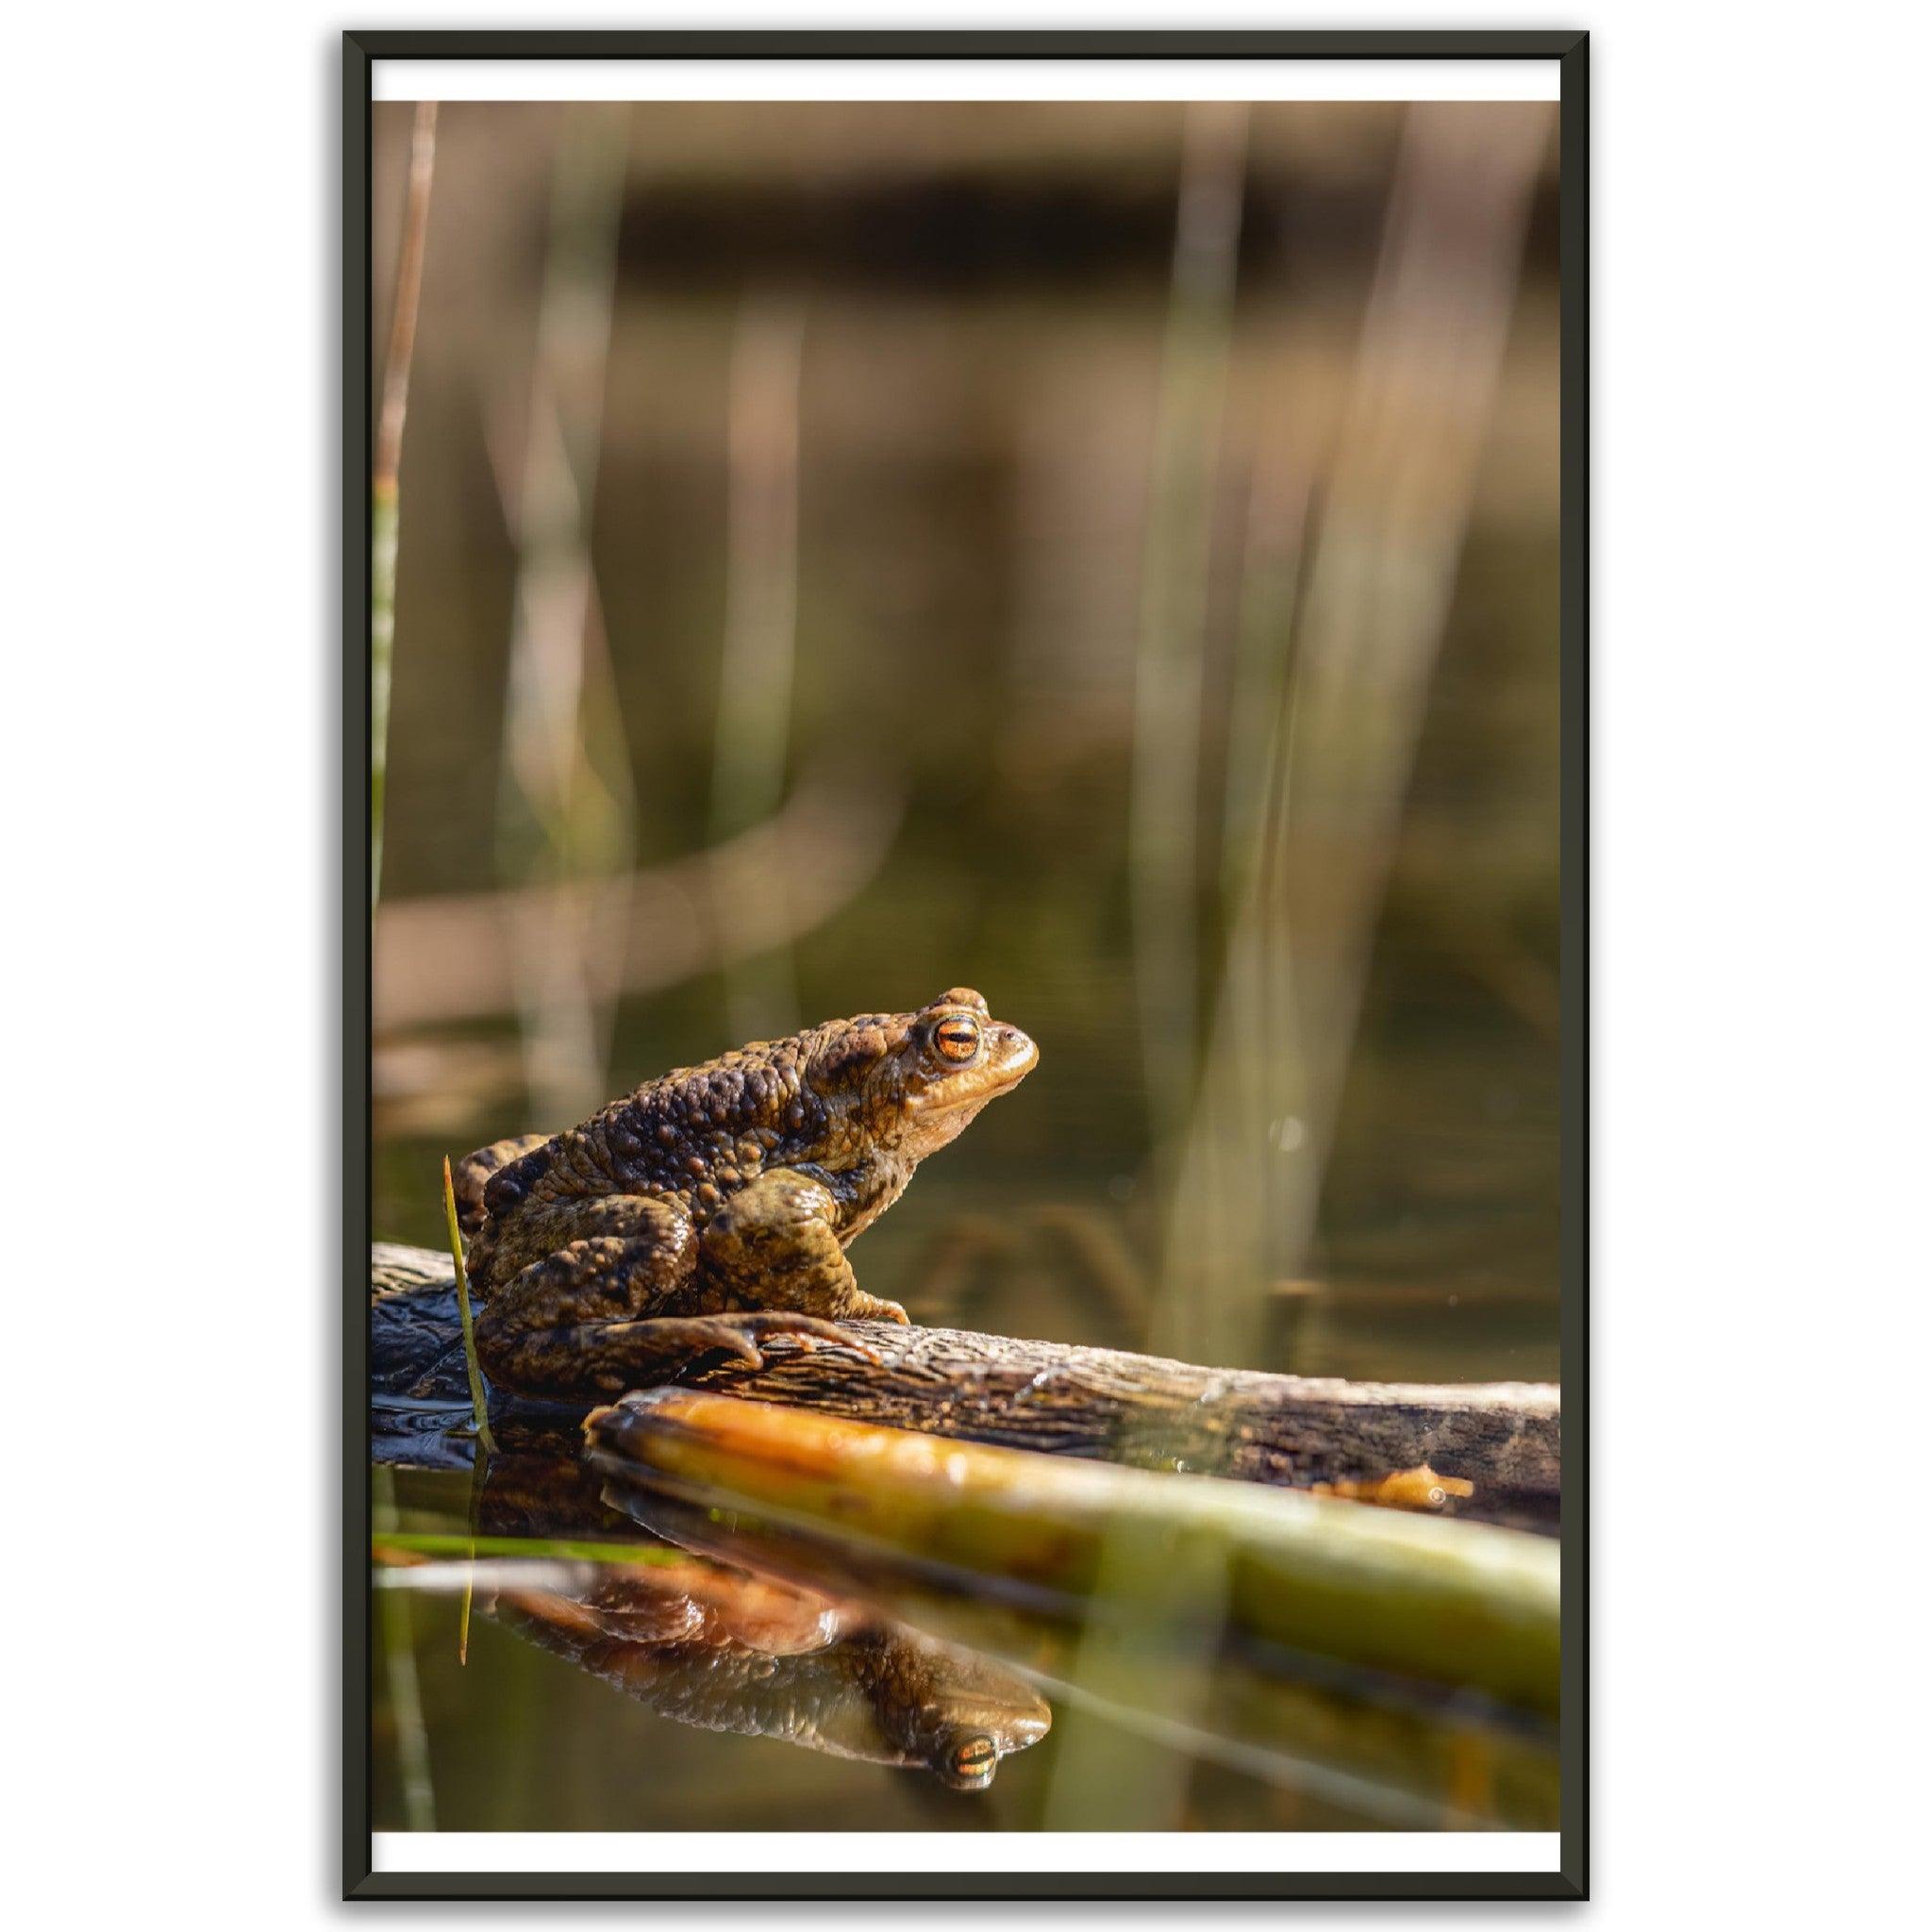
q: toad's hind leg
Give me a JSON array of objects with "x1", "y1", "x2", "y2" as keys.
[
  {"x1": 474, "y1": 1200, "x2": 859, "y2": 1399},
  {"x1": 451, "y1": 1133, "x2": 550, "y2": 1237}
]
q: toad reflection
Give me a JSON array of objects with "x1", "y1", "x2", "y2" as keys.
[{"x1": 476, "y1": 1551, "x2": 1050, "y2": 1790}]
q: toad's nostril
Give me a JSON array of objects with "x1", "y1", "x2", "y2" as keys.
[{"x1": 999, "y1": 1027, "x2": 1040, "y2": 1076}]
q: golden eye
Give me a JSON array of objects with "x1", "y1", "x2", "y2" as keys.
[
  {"x1": 934, "y1": 1015, "x2": 981, "y2": 1062},
  {"x1": 946, "y1": 1733, "x2": 997, "y2": 1786}
]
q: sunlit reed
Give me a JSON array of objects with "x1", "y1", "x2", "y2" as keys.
[
  {"x1": 372, "y1": 1468, "x2": 437, "y2": 1830},
  {"x1": 1128, "y1": 100, "x2": 1250, "y2": 1143},
  {"x1": 710, "y1": 296, "x2": 808, "y2": 1044},
  {"x1": 490, "y1": 104, "x2": 634, "y2": 1127},
  {"x1": 1148, "y1": 101, "x2": 1554, "y2": 1373}
]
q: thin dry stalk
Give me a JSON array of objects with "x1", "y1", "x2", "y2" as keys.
[{"x1": 371, "y1": 99, "x2": 439, "y2": 908}]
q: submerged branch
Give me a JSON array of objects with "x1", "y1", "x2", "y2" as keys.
[{"x1": 585, "y1": 1386, "x2": 1560, "y2": 1724}]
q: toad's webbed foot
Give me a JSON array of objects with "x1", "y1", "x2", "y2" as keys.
[
  {"x1": 480, "y1": 1308, "x2": 876, "y2": 1399},
  {"x1": 667, "y1": 1310, "x2": 882, "y2": 1374}
]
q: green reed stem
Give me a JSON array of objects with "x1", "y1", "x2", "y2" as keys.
[{"x1": 441, "y1": 1156, "x2": 498, "y2": 1459}]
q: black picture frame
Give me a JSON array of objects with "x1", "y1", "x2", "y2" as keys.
[{"x1": 343, "y1": 26, "x2": 1588, "y2": 1901}]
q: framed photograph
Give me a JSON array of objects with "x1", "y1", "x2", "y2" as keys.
[{"x1": 347, "y1": 27, "x2": 1586, "y2": 1901}]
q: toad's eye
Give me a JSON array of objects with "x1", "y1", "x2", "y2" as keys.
[
  {"x1": 934, "y1": 1014, "x2": 981, "y2": 1062},
  {"x1": 942, "y1": 1732, "x2": 998, "y2": 1788}
]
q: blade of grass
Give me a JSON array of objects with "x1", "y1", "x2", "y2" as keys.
[
  {"x1": 375, "y1": 1532, "x2": 694, "y2": 1567},
  {"x1": 440, "y1": 1156, "x2": 498, "y2": 1459},
  {"x1": 458, "y1": 1445, "x2": 489, "y2": 1665}
]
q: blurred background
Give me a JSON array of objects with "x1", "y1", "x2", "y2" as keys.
[
  {"x1": 372, "y1": 95, "x2": 1559, "y2": 1391},
  {"x1": 370, "y1": 92, "x2": 1562, "y2": 1839}
]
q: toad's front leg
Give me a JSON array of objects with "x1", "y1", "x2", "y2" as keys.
[{"x1": 699, "y1": 1168, "x2": 908, "y2": 1324}]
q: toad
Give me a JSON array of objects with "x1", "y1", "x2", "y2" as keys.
[{"x1": 454, "y1": 989, "x2": 1037, "y2": 1397}]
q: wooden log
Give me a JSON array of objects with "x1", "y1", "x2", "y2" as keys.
[{"x1": 370, "y1": 1242, "x2": 1559, "y2": 1530}]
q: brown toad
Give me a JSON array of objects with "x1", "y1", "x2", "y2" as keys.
[{"x1": 453, "y1": 989, "x2": 1037, "y2": 1397}]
